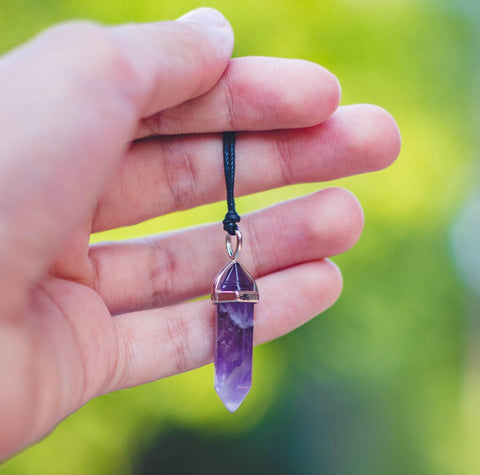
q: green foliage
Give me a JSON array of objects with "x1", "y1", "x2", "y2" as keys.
[{"x1": 0, "y1": 0, "x2": 476, "y2": 473}]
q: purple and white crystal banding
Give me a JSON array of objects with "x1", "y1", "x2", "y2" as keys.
[{"x1": 214, "y1": 263, "x2": 255, "y2": 412}]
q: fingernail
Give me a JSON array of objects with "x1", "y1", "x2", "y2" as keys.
[{"x1": 177, "y1": 7, "x2": 227, "y2": 28}]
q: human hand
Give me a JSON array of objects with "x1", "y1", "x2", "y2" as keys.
[{"x1": 0, "y1": 7, "x2": 400, "y2": 459}]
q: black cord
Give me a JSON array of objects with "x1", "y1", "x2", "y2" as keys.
[{"x1": 222, "y1": 131, "x2": 241, "y2": 235}]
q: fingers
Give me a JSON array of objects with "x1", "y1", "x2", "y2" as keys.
[
  {"x1": 136, "y1": 56, "x2": 341, "y2": 137},
  {"x1": 89, "y1": 187, "x2": 363, "y2": 315},
  {"x1": 107, "y1": 259, "x2": 342, "y2": 391},
  {"x1": 93, "y1": 104, "x2": 400, "y2": 231},
  {"x1": 0, "y1": 9, "x2": 233, "y2": 289}
]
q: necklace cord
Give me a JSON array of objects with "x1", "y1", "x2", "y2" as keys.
[{"x1": 222, "y1": 131, "x2": 241, "y2": 235}]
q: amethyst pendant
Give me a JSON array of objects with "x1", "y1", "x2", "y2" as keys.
[{"x1": 211, "y1": 230, "x2": 259, "y2": 412}]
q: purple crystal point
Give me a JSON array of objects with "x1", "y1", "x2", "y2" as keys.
[{"x1": 214, "y1": 262, "x2": 255, "y2": 412}]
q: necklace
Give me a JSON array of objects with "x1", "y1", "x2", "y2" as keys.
[{"x1": 211, "y1": 132, "x2": 259, "y2": 412}]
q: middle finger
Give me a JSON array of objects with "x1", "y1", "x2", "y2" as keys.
[{"x1": 93, "y1": 104, "x2": 400, "y2": 232}]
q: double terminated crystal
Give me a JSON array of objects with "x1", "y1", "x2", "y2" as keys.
[{"x1": 213, "y1": 261, "x2": 257, "y2": 412}]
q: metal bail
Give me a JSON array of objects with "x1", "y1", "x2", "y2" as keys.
[
  {"x1": 225, "y1": 229, "x2": 242, "y2": 260},
  {"x1": 211, "y1": 228, "x2": 259, "y2": 304}
]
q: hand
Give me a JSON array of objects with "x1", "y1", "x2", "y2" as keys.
[{"x1": 0, "y1": 7, "x2": 400, "y2": 459}]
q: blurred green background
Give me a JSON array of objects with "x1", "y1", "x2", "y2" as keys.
[{"x1": 1, "y1": 0, "x2": 479, "y2": 473}]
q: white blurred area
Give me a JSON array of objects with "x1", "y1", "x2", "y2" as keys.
[{"x1": 452, "y1": 190, "x2": 480, "y2": 297}]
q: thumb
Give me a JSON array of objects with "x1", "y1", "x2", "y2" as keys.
[
  {"x1": 113, "y1": 7, "x2": 235, "y2": 115},
  {"x1": 0, "y1": 9, "x2": 233, "y2": 307}
]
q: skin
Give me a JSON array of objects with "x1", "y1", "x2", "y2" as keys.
[{"x1": 0, "y1": 7, "x2": 401, "y2": 460}]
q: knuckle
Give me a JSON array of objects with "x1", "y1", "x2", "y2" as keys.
[
  {"x1": 80, "y1": 32, "x2": 132, "y2": 85},
  {"x1": 221, "y1": 68, "x2": 239, "y2": 129},
  {"x1": 149, "y1": 239, "x2": 177, "y2": 308},
  {"x1": 274, "y1": 133, "x2": 295, "y2": 185},
  {"x1": 42, "y1": 21, "x2": 138, "y2": 100},
  {"x1": 165, "y1": 313, "x2": 190, "y2": 374},
  {"x1": 161, "y1": 141, "x2": 198, "y2": 211},
  {"x1": 103, "y1": 325, "x2": 129, "y2": 392}
]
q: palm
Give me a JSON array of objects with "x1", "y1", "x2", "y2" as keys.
[
  {"x1": 29, "y1": 276, "x2": 115, "y2": 403},
  {"x1": 20, "y1": 231, "x2": 114, "y2": 423}
]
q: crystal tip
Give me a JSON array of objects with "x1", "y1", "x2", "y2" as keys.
[{"x1": 215, "y1": 385, "x2": 250, "y2": 413}]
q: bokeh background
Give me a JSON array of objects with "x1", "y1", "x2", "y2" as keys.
[{"x1": 1, "y1": 0, "x2": 479, "y2": 473}]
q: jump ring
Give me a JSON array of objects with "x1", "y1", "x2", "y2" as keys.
[{"x1": 225, "y1": 229, "x2": 242, "y2": 260}]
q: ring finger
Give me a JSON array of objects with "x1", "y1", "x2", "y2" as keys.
[{"x1": 89, "y1": 187, "x2": 363, "y2": 315}]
